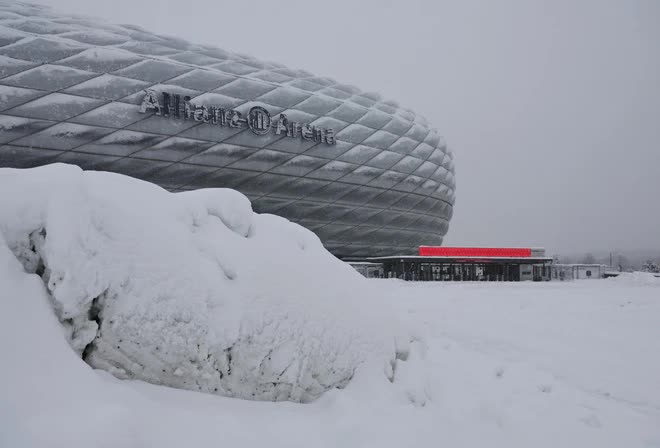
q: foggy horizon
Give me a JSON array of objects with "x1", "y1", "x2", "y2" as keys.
[{"x1": 33, "y1": 0, "x2": 660, "y2": 256}]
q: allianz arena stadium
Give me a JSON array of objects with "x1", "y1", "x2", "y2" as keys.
[{"x1": 0, "y1": 2, "x2": 455, "y2": 258}]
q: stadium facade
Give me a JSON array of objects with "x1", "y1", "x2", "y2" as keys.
[{"x1": 0, "y1": 2, "x2": 456, "y2": 258}]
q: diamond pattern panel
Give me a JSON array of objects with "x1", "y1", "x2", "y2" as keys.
[
  {"x1": 0, "y1": 2, "x2": 455, "y2": 258},
  {"x1": 0, "y1": 144, "x2": 62, "y2": 168},
  {"x1": 6, "y1": 92, "x2": 105, "y2": 120},
  {"x1": 12, "y1": 122, "x2": 114, "y2": 150},
  {"x1": 0, "y1": 114, "x2": 53, "y2": 143},
  {"x1": 58, "y1": 47, "x2": 143, "y2": 73},
  {"x1": 63, "y1": 74, "x2": 150, "y2": 100},
  {"x1": 2, "y1": 64, "x2": 96, "y2": 90},
  {"x1": 0, "y1": 54, "x2": 35, "y2": 78}
]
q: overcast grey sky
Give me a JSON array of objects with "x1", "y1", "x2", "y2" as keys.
[{"x1": 38, "y1": 0, "x2": 660, "y2": 255}]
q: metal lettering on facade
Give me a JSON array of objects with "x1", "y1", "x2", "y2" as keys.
[{"x1": 139, "y1": 89, "x2": 336, "y2": 145}]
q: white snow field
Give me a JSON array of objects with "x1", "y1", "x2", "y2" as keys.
[{"x1": 1, "y1": 165, "x2": 659, "y2": 447}]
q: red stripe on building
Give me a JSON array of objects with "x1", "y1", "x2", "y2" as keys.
[{"x1": 419, "y1": 247, "x2": 533, "y2": 257}]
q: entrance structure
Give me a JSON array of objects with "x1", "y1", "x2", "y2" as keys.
[
  {"x1": 360, "y1": 247, "x2": 553, "y2": 281},
  {"x1": 552, "y1": 264, "x2": 609, "y2": 280}
]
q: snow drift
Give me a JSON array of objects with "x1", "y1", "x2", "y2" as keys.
[
  {"x1": 0, "y1": 164, "x2": 403, "y2": 402},
  {"x1": 608, "y1": 271, "x2": 660, "y2": 286}
]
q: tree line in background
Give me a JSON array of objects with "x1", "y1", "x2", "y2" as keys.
[{"x1": 554, "y1": 251, "x2": 660, "y2": 273}]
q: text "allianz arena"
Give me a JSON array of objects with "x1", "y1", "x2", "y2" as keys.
[{"x1": 140, "y1": 89, "x2": 337, "y2": 145}]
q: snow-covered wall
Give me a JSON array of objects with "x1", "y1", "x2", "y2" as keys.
[{"x1": 0, "y1": 164, "x2": 404, "y2": 402}]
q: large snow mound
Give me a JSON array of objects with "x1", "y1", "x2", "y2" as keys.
[
  {"x1": 0, "y1": 164, "x2": 403, "y2": 402},
  {"x1": 608, "y1": 271, "x2": 660, "y2": 286}
]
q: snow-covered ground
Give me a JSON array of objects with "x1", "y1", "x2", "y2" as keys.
[
  {"x1": 387, "y1": 277, "x2": 660, "y2": 447},
  {"x1": 3, "y1": 276, "x2": 659, "y2": 447},
  {"x1": 1, "y1": 165, "x2": 659, "y2": 447}
]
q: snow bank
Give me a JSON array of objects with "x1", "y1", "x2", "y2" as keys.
[
  {"x1": 608, "y1": 271, "x2": 660, "y2": 286},
  {"x1": 0, "y1": 164, "x2": 403, "y2": 402}
]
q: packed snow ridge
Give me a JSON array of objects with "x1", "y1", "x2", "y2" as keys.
[{"x1": 0, "y1": 164, "x2": 406, "y2": 403}]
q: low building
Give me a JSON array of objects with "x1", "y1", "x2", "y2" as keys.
[
  {"x1": 552, "y1": 264, "x2": 611, "y2": 280},
  {"x1": 347, "y1": 262, "x2": 384, "y2": 279},
  {"x1": 351, "y1": 246, "x2": 553, "y2": 281}
]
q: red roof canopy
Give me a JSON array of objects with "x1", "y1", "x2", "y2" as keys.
[{"x1": 419, "y1": 247, "x2": 533, "y2": 258}]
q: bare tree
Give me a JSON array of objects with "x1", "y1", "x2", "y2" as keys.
[
  {"x1": 641, "y1": 260, "x2": 660, "y2": 273},
  {"x1": 618, "y1": 254, "x2": 631, "y2": 271}
]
